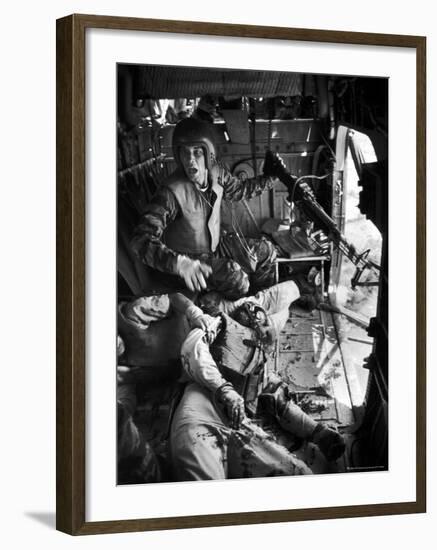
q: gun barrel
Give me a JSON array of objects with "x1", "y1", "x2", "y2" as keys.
[{"x1": 277, "y1": 171, "x2": 380, "y2": 277}]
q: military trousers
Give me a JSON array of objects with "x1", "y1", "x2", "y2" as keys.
[{"x1": 170, "y1": 383, "x2": 312, "y2": 481}]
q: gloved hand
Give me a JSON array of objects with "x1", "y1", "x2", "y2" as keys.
[
  {"x1": 176, "y1": 255, "x2": 212, "y2": 292},
  {"x1": 185, "y1": 305, "x2": 219, "y2": 342},
  {"x1": 263, "y1": 150, "x2": 288, "y2": 180},
  {"x1": 185, "y1": 305, "x2": 214, "y2": 330},
  {"x1": 216, "y1": 384, "x2": 246, "y2": 429}
]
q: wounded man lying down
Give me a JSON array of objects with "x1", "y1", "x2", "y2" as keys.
[{"x1": 169, "y1": 280, "x2": 345, "y2": 481}]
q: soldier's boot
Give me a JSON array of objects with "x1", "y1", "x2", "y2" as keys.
[
  {"x1": 310, "y1": 423, "x2": 346, "y2": 462},
  {"x1": 258, "y1": 383, "x2": 345, "y2": 461},
  {"x1": 293, "y1": 268, "x2": 323, "y2": 311}
]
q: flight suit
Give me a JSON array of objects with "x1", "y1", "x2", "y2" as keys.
[{"x1": 131, "y1": 163, "x2": 277, "y2": 293}]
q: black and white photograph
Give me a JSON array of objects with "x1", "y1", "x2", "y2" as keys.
[
  {"x1": 1, "y1": 0, "x2": 433, "y2": 544},
  {"x1": 116, "y1": 63, "x2": 388, "y2": 484}
]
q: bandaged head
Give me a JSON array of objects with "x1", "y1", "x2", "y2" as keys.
[
  {"x1": 209, "y1": 258, "x2": 250, "y2": 300},
  {"x1": 233, "y1": 301, "x2": 277, "y2": 349}
]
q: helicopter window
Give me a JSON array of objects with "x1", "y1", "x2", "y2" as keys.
[
  {"x1": 334, "y1": 129, "x2": 381, "y2": 317},
  {"x1": 329, "y1": 129, "x2": 382, "y2": 411}
]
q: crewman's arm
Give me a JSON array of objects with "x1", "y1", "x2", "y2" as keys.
[
  {"x1": 169, "y1": 292, "x2": 217, "y2": 332},
  {"x1": 130, "y1": 186, "x2": 180, "y2": 274},
  {"x1": 218, "y1": 161, "x2": 275, "y2": 202},
  {"x1": 180, "y1": 324, "x2": 227, "y2": 393},
  {"x1": 219, "y1": 150, "x2": 291, "y2": 202}
]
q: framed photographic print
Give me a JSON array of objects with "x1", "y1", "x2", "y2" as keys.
[{"x1": 56, "y1": 14, "x2": 426, "y2": 535}]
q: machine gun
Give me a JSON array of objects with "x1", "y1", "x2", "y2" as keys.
[{"x1": 274, "y1": 168, "x2": 380, "y2": 289}]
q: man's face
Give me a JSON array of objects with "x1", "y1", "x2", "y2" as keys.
[{"x1": 179, "y1": 145, "x2": 208, "y2": 190}]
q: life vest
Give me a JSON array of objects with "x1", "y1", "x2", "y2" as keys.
[
  {"x1": 210, "y1": 313, "x2": 267, "y2": 414},
  {"x1": 162, "y1": 170, "x2": 223, "y2": 256}
]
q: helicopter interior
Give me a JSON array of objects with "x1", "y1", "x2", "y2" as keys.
[{"x1": 116, "y1": 63, "x2": 388, "y2": 483}]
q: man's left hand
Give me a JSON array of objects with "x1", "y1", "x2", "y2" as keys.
[
  {"x1": 191, "y1": 312, "x2": 219, "y2": 343},
  {"x1": 185, "y1": 304, "x2": 219, "y2": 342},
  {"x1": 217, "y1": 385, "x2": 246, "y2": 430}
]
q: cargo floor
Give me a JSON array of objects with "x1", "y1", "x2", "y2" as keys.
[{"x1": 272, "y1": 303, "x2": 371, "y2": 474}]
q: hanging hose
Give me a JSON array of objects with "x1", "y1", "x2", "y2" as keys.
[{"x1": 249, "y1": 98, "x2": 258, "y2": 178}]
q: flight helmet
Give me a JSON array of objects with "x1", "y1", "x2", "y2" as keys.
[{"x1": 172, "y1": 117, "x2": 217, "y2": 171}]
